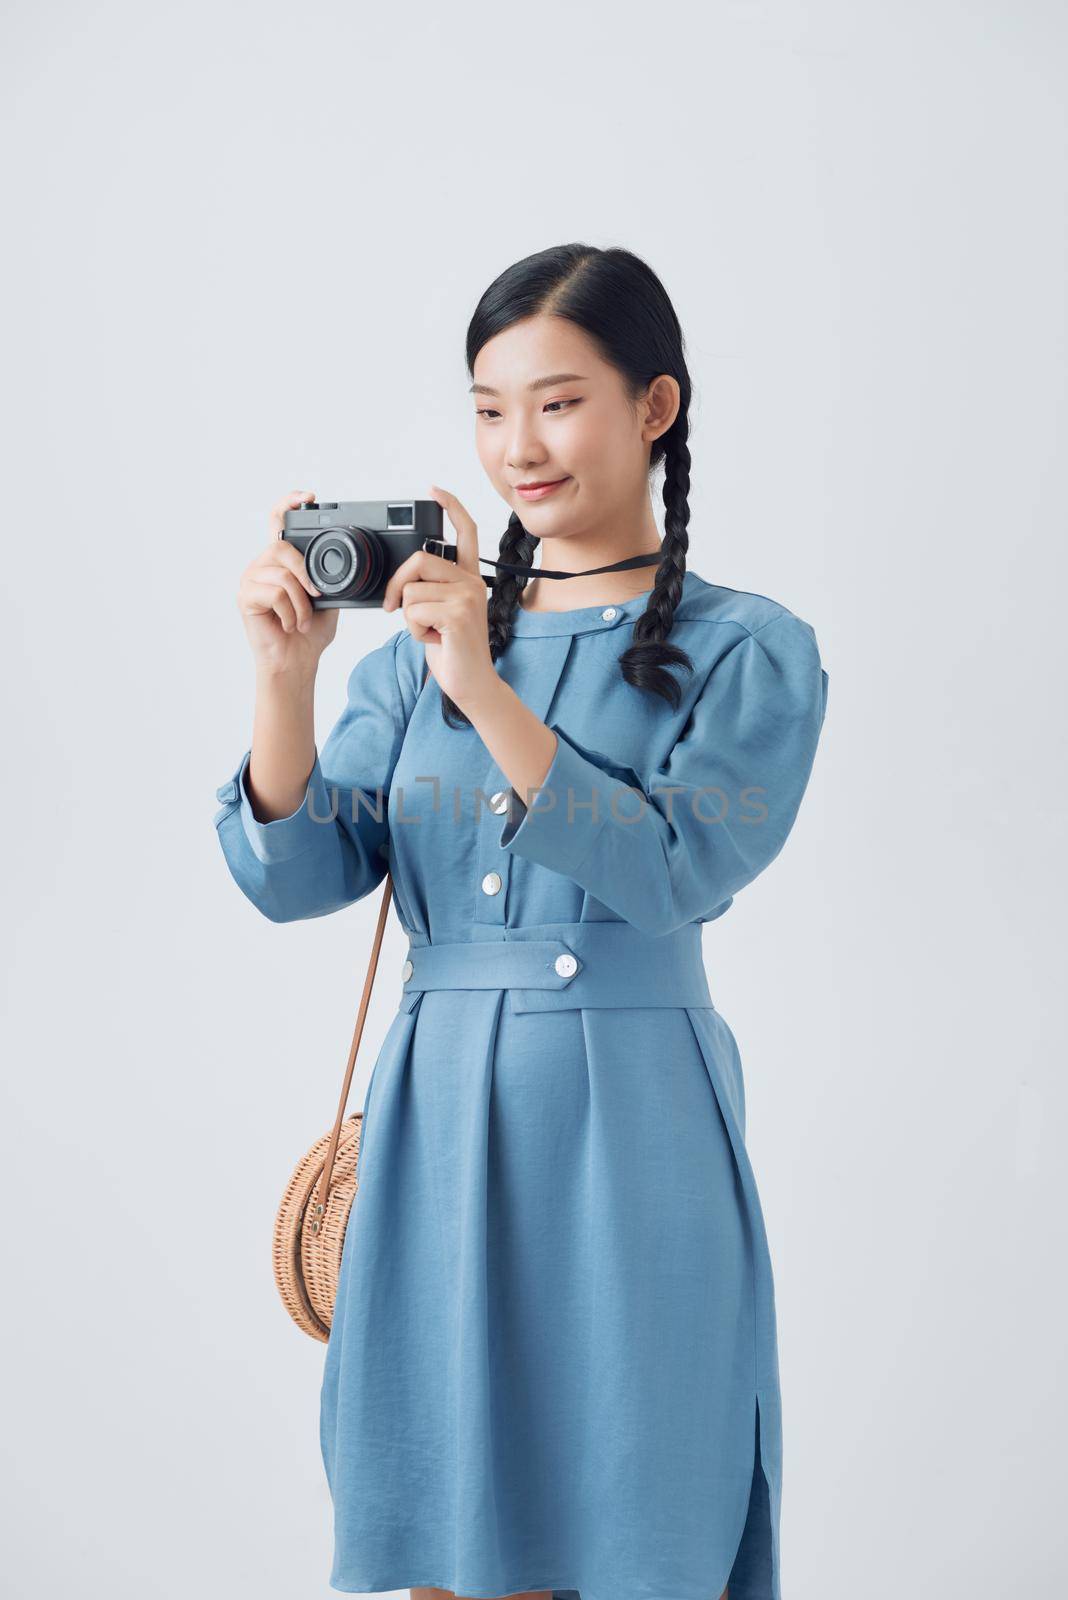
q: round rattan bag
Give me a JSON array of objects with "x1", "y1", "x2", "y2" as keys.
[{"x1": 272, "y1": 870, "x2": 394, "y2": 1342}]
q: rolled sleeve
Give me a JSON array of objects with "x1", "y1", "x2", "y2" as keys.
[
  {"x1": 498, "y1": 726, "x2": 645, "y2": 877},
  {"x1": 232, "y1": 746, "x2": 339, "y2": 865},
  {"x1": 212, "y1": 632, "x2": 409, "y2": 923}
]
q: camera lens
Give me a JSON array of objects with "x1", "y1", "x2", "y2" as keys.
[{"x1": 305, "y1": 526, "x2": 385, "y2": 598}]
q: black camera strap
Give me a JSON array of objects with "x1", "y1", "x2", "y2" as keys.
[
  {"x1": 422, "y1": 540, "x2": 663, "y2": 587},
  {"x1": 479, "y1": 549, "x2": 662, "y2": 585}
]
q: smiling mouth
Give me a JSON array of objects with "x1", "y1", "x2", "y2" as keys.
[{"x1": 515, "y1": 477, "x2": 571, "y2": 499}]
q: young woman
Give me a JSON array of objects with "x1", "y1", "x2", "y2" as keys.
[{"x1": 213, "y1": 243, "x2": 830, "y2": 1600}]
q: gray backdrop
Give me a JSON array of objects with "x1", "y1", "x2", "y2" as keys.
[{"x1": 3, "y1": 2, "x2": 1064, "y2": 1595}]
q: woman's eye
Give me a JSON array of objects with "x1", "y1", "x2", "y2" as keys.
[{"x1": 475, "y1": 400, "x2": 578, "y2": 421}]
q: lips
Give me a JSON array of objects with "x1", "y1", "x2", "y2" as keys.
[{"x1": 516, "y1": 477, "x2": 571, "y2": 501}]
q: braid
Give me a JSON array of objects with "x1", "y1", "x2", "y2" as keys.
[
  {"x1": 439, "y1": 512, "x2": 536, "y2": 727},
  {"x1": 617, "y1": 420, "x2": 695, "y2": 710}
]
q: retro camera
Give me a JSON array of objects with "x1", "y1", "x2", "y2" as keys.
[{"x1": 281, "y1": 499, "x2": 452, "y2": 608}]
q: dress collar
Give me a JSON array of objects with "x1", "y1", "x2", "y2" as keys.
[{"x1": 507, "y1": 569, "x2": 697, "y2": 638}]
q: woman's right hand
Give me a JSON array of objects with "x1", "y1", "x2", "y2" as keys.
[{"x1": 237, "y1": 491, "x2": 340, "y2": 677}]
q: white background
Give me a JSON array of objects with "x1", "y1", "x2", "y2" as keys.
[{"x1": 3, "y1": 2, "x2": 1065, "y2": 1595}]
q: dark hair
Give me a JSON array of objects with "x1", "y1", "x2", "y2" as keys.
[{"x1": 439, "y1": 242, "x2": 696, "y2": 727}]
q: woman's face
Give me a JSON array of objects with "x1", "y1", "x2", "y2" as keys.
[{"x1": 471, "y1": 314, "x2": 675, "y2": 545}]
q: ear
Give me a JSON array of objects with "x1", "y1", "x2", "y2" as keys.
[{"x1": 642, "y1": 375, "x2": 680, "y2": 442}]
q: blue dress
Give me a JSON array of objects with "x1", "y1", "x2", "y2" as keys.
[{"x1": 213, "y1": 568, "x2": 830, "y2": 1600}]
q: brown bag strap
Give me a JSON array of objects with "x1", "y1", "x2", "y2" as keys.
[{"x1": 317, "y1": 658, "x2": 433, "y2": 1203}]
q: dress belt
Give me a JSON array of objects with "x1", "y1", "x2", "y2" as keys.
[{"x1": 400, "y1": 921, "x2": 715, "y2": 1014}]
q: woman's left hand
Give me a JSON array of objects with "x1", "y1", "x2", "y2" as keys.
[{"x1": 382, "y1": 485, "x2": 498, "y2": 711}]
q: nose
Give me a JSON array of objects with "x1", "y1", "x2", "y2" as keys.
[{"x1": 505, "y1": 415, "x2": 549, "y2": 473}]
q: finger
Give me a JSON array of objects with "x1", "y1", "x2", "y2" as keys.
[
  {"x1": 429, "y1": 484, "x2": 481, "y2": 577},
  {"x1": 251, "y1": 556, "x2": 316, "y2": 617},
  {"x1": 260, "y1": 538, "x2": 323, "y2": 597},
  {"x1": 243, "y1": 579, "x2": 299, "y2": 633},
  {"x1": 402, "y1": 597, "x2": 463, "y2": 635},
  {"x1": 405, "y1": 613, "x2": 437, "y2": 646},
  {"x1": 258, "y1": 565, "x2": 319, "y2": 629},
  {"x1": 394, "y1": 579, "x2": 466, "y2": 608},
  {"x1": 244, "y1": 576, "x2": 300, "y2": 632},
  {"x1": 269, "y1": 489, "x2": 316, "y2": 538},
  {"x1": 243, "y1": 574, "x2": 303, "y2": 632},
  {"x1": 382, "y1": 547, "x2": 464, "y2": 611}
]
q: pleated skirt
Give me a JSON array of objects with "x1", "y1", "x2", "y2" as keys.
[{"x1": 320, "y1": 990, "x2": 778, "y2": 1600}]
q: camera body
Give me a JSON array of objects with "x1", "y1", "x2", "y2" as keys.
[{"x1": 281, "y1": 498, "x2": 451, "y2": 608}]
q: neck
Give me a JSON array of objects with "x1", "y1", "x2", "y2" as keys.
[{"x1": 518, "y1": 534, "x2": 664, "y2": 614}]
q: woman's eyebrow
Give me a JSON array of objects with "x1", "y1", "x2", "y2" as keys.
[{"x1": 469, "y1": 371, "x2": 588, "y2": 397}]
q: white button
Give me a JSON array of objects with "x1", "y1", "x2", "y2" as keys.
[
  {"x1": 489, "y1": 790, "x2": 509, "y2": 814},
  {"x1": 481, "y1": 871, "x2": 503, "y2": 896},
  {"x1": 601, "y1": 607, "x2": 617, "y2": 621},
  {"x1": 402, "y1": 958, "x2": 413, "y2": 982},
  {"x1": 554, "y1": 953, "x2": 579, "y2": 978}
]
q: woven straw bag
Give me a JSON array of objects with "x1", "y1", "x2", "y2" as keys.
[
  {"x1": 272, "y1": 866, "x2": 396, "y2": 1341},
  {"x1": 271, "y1": 659, "x2": 432, "y2": 1341}
]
